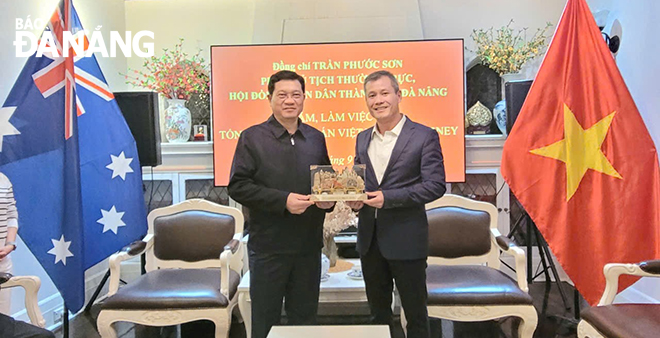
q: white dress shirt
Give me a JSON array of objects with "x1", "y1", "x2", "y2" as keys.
[{"x1": 368, "y1": 115, "x2": 407, "y2": 185}]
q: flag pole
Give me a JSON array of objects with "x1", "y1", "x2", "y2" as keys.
[
  {"x1": 84, "y1": 270, "x2": 111, "y2": 313},
  {"x1": 63, "y1": 303, "x2": 69, "y2": 338},
  {"x1": 504, "y1": 201, "x2": 583, "y2": 324},
  {"x1": 511, "y1": 202, "x2": 571, "y2": 309}
]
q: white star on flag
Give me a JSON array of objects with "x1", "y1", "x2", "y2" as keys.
[
  {"x1": 105, "y1": 151, "x2": 134, "y2": 180},
  {"x1": 0, "y1": 106, "x2": 21, "y2": 151},
  {"x1": 47, "y1": 235, "x2": 74, "y2": 266},
  {"x1": 97, "y1": 206, "x2": 126, "y2": 234}
]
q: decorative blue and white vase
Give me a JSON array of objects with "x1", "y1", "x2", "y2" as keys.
[
  {"x1": 164, "y1": 99, "x2": 192, "y2": 143},
  {"x1": 493, "y1": 100, "x2": 507, "y2": 135}
]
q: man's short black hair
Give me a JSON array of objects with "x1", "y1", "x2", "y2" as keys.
[{"x1": 268, "y1": 70, "x2": 305, "y2": 96}]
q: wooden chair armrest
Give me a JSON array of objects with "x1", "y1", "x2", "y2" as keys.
[
  {"x1": 220, "y1": 247, "x2": 233, "y2": 298},
  {"x1": 122, "y1": 239, "x2": 148, "y2": 256},
  {"x1": 108, "y1": 234, "x2": 154, "y2": 296},
  {"x1": 639, "y1": 260, "x2": 660, "y2": 274},
  {"x1": 224, "y1": 239, "x2": 240, "y2": 254},
  {"x1": 220, "y1": 234, "x2": 244, "y2": 297},
  {"x1": 495, "y1": 235, "x2": 515, "y2": 251},
  {"x1": 491, "y1": 228, "x2": 529, "y2": 292},
  {"x1": 598, "y1": 260, "x2": 660, "y2": 305},
  {"x1": 0, "y1": 272, "x2": 12, "y2": 284},
  {"x1": 230, "y1": 232, "x2": 245, "y2": 274},
  {"x1": 3, "y1": 276, "x2": 46, "y2": 327}
]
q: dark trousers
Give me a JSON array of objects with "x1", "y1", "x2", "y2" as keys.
[
  {"x1": 0, "y1": 313, "x2": 54, "y2": 338},
  {"x1": 361, "y1": 234, "x2": 430, "y2": 338},
  {"x1": 249, "y1": 249, "x2": 321, "y2": 338}
]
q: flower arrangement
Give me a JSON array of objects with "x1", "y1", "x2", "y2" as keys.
[
  {"x1": 123, "y1": 38, "x2": 209, "y2": 101},
  {"x1": 470, "y1": 20, "x2": 553, "y2": 76}
]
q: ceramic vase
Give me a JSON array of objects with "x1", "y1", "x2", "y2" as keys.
[
  {"x1": 493, "y1": 100, "x2": 507, "y2": 135},
  {"x1": 163, "y1": 99, "x2": 192, "y2": 143}
]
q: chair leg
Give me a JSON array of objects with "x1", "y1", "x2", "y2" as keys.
[
  {"x1": 517, "y1": 307, "x2": 538, "y2": 338},
  {"x1": 238, "y1": 292, "x2": 251, "y2": 338},
  {"x1": 213, "y1": 320, "x2": 228, "y2": 338},
  {"x1": 96, "y1": 312, "x2": 118, "y2": 338},
  {"x1": 213, "y1": 309, "x2": 231, "y2": 338}
]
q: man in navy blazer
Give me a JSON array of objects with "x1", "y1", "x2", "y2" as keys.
[{"x1": 347, "y1": 70, "x2": 446, "y2": 338}]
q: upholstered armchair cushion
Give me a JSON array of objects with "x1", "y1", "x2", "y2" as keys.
[
  {"x1": 580, "y1": 304, "x2": 660, "y2": 338},
  {"x1": 153, "y1": 210, "x2": 235, "y2": 261},
  {"x1": 426, "y1": 265, "x2": 533, "y2": 306},
  {"x1": 427, "y1": 206, "x2": 491, "y2": 258},
  {"x1": 102, "y1": 269, "x2": 240, "y2": 310}
]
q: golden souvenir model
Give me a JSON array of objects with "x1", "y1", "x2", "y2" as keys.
[{"x1": 310, "y1": 165, "x2": 367, "y2": 201}]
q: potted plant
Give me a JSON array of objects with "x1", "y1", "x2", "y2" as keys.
[{"x1": 124, "y1": 39, "x2": 209, "y2": 143}]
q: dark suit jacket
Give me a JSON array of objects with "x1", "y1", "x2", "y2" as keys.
[{"x1": 355, "y1": 117, "x2": 446, "y2": 260}]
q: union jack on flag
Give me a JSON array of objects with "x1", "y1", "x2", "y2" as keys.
[
  {"x1": 32, "y1": 0, "x2": 115, "y2": 139},
  {"x1": 0, "y1": 0, "x2": 147, "y2": 312}
]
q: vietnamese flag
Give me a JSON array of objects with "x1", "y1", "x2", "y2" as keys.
[{"x1": 501, "y1": 0, "x2": 660, "y2": 305}]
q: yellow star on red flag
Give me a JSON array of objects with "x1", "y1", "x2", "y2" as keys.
[{"x1": 530, "y1": 104, "x2": 622, "y2": 201}]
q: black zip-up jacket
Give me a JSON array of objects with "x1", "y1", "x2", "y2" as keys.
[{"x1": 228, "y1": 115, "x2": 331, "y2": 254}]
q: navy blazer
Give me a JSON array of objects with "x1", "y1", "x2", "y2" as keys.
[{"x1": 355, "y1": 117, "x2": 446, "y2": 260}]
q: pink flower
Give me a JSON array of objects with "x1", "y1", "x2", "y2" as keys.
[{"x1": 121, "y1": 38, "x2": 209, "y2": 100}]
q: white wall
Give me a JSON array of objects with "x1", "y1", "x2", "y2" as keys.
[
  {"x1": 125, "y1": 0, "x2": 567, "y2": 73},
  {"x1": 252, "y1": 0, "x2": 424, "y2": 43},
  {"x1": 420, "y1": 0, "x2": 566, "y2": 75},
  {"x1": 124, "y1": 0, "x2": 257, "y2": 74},
  {"x1": 0, "y1": 0, "x2": 128, "y2": 324}
]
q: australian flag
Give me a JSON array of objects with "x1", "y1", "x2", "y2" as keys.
[{"x1": 0, "y1": 0, "x2": 147, "y2": 312}]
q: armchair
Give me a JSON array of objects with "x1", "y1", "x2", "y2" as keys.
[
  {"x1": 578, "y1": 260, "x2": 660, "y2": 338},
  {"x1": 97, "y1": 199, "x2": 244, "y2": 338},
  {"x1": 0, "y1": 272, "x2": 46, "y2": 327},
  {"x1": 401, "y1": 194, "x2": 537, "y2": 338}
]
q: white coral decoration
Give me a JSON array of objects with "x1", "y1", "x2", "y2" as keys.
[{"x1": 323, "y1": 201, "x2": 358, "y2": 238}]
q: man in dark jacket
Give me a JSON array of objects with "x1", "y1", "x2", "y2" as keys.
[{"x1": 228, "y1": 70, "x2": 334, "y2": 338}]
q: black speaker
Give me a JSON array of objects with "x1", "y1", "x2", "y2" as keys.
[
  {"x1": 505, "y1": 80, "x2": 533, "y2": 134},
  {"x1": 114, "y1": 91, "x2": 162, "y2": 167}
]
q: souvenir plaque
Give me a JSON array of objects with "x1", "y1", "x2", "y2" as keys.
[{"x1": 310, "y1": 165, "x2": 367, "y2": 202}]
